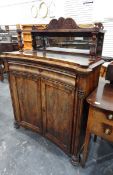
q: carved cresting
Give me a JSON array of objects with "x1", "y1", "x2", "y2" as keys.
[
  {"x1": 31, "y1": 17, "x2": 104, "y2": 58},
  {"x1": 47, "y1": 17, "x2": 80, "y2": 29}
]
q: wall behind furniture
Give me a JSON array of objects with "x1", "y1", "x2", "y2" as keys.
[
  {"x1": 0, "y1": 0, "x2": 65, "y2": 25},
  {"x1": 64, "y1": 0, "x2": 113, "y2": 57}
]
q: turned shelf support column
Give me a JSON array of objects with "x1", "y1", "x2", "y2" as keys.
[
  {"x1": 17, "y1": 29, "x2": 24, "y2": 52},
  {"x1": 90, "y1": 32, "x2": 97, "y2": 60}
]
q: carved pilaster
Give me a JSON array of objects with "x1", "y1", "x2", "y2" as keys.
[
  {"x1": 71, "y1": 89, "x2": 85, "y2": 166},
  {"x1": 78, "y1": 89, "x2": 85, "y2": 99}
]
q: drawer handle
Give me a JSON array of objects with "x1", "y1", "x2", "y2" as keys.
[
  {"x1": 107, "y1": 114, "x2": 113, "y2": 120},
  {"x1": 104, "y1": 128, "x2": 111, "y2": 135}
]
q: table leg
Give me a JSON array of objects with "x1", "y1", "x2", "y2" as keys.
[{"x1": 81, "y1": 130, "x2": 91, "y2": 167}]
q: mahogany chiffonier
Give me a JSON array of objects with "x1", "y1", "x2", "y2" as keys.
[{"x1": 0, "y1": 18, "x2": 105, "y2": 165}]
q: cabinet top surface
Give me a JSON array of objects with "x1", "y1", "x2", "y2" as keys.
[
  {"x1": 0, "y1": 50, "x2": 103, "y2": 73},
  {"x1": 87, "y1": 80, "x2": 113, "y2": 112}
]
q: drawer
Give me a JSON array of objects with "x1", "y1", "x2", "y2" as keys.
[
  {"x1": 92, "y1": 108, "x2": 113, "y2": 126},
  {"x1": 91, "y1": 122, "x2": 113, "y2": 142}
]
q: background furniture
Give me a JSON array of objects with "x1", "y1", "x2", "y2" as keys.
[
  {"x1": 21, "y1": 24, "x2": 47, "y2": 50},
  {"x1": 0, "y1": 26, "x2": 17, "y2": 43},
  {"x1": 82, "y1": 63, "x2": 113, "y2": 166},
  {"x1": 0, "y1": 42, "x2": 18, "y2": 52},
  {"x1": 0, "y1": 42, "x2": 18, "y2": 81},
  {"x1": 105, "y1": 62, "x2": 113, "y2": 84},
  {"x1": 0, "y1": 26, "x2": 18, "y2": 81},
  {"x1": 0, "y1": 59, "x2": 4, "y2": 81},
  {"x1": 100, "y1": 57, "x2": 113, "y2": 77},
  {"x1": 0, "y1": 42, "x2": 18, "y2": 79}
]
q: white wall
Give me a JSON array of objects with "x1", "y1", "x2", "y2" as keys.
[
  {"x1": 64, "y1": 0, "x2": 94, "y2": 24},
  {"x1": 0, "y1": 0, "x2": 65, "y2": 25},
  {"x1": 93, "y1": 0, "x2": 113, "y2": 22}
]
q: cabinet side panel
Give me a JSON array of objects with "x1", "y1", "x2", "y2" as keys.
[{"x1": 9, "y1": 73, "x2": 21, "y2": 122}]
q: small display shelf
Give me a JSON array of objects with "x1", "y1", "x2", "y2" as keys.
[{"x1": 31, "y1": 17, "x2": 105, "y2": 59}]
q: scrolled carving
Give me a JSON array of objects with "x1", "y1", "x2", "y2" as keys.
[
  {"x1": 58, "y1": 17, "x2": 65, "y2": 29},
  {"x1": 32, "y1": 24, "x2": 47, "y2": 30},
  {"x1": 94, "y1": 22, "x2": 104, "y2": 30},
  {"x1": 11, "y1": 71, "x2": 40, "y2": 81},
  {"x1": 63, "y1": 18, "x2": 79, "y2": 29},
  {"x1": 47, "y1": 19, "x2": 58, "y2": 29},
  {"x1": 47, "y1": 17, "x2": 79, "y2": 30},
  {"x1": 41, "y1": 76, "x2": 75, "y2": 92}
]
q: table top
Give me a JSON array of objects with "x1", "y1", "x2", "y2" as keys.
[
  {"x1": 0, "y1": 50, "x2": 103, "y2": 74},
  {"x1": 87, "y1": 80, "x2": 113, "y2": 112}
]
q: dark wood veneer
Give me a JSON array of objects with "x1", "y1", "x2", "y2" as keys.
[
  {"x1": 0, "y1": 50, "x2": 103, "y2": 165},
  {"x1": 31, "y1": 17, "x2": 105, "y2": 57},
  {"x1": 0, "y1": 18, "x2": 105, "y2": 165}
]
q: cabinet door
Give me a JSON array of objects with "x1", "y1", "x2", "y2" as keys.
[
  {"x1": 41, "y1": 72, "x2": 75, "y2": 153},
  {"x1": 9, "y1": 71, "x2": 42, "y2": 133}
]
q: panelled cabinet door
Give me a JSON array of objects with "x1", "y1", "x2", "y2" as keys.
[
  {"x1": 9, "y1": 71, "x2": 43, "y2": 133},
  {"x1": 41, "y1": 73, "x2": 76, "y2": 154}
]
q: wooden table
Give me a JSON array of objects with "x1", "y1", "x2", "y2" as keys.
[{"x1": 82, "y1": 80, "x2": 113, "y2": 166}]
